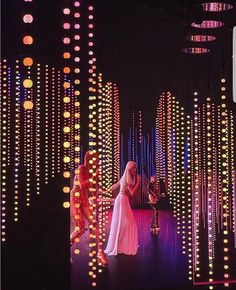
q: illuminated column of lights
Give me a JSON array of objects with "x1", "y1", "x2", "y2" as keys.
[
  {"x1": 104, "y1": 83, "x2": 113, "y2": 199},
  {"x1": 72, "y1": 0, "x2": 81, "y2": 174},
  {"x1": 139, "y1": 110, "x2": 144, "y2": 196},
  {"x1": 101, "y1": 86, "x2": 107, "y2": 192},
  {"x1": 186, "y1": 114, "x2": 193, "y2": 281},
  {"x1": 132, "y1": 111, "x2": 135, "y2": 160},
  {"x1": 14, "y1": 61, "x2": 21, "y2": 221},
  {"x1": 158, "y1": 96, "x2": 164, "y2": 180},
  {"x1": 69, "y1": 82, "x2": 74, "y2": 172},
  {"x1": 155, "y1": 107, "x2": 160, "y2": 194},
  {"x1": 217, "y1": 105, "x2": 223, "y2": 229},
  {"x1": 206, "y1": 97, "x2": 214, "y2": 284},
  {"x1": 175, "y1": 102, "x2": 181, "y2": 224},
  {"x1": 22, "y1": 0, "x2": 34, "y2": 205},
  {"x1": 171, "y1": 96, "x2": 176, "y2": 207},
  {"x1": 230, "y1": 111, "x2": 236, "y2": 248},
  {"x1": 162, "y1": 94, "x2": 166, "y2": 181},
  {"x1": 57, "y1": 70, "x2": 62, "y2": 173},
  {"x1": 35, "y1": 63, "x2": 40, "y2": 195},
  {"x1": 1, "y1": 60, "x2": 8, "y2": 242},
  {"x1": 211, "y1": 101, "x2": 218, "y2": 278},
  {"x1": 7, "y1": 67, "x2": 11, "y2": 166},
  {"x1": 62, "y1": 74, "x2": 71, "y2": 196},
  {"x1": 44, "y1": 65, "x2": 49, "y2": 184},
  {"x1": 159, "y1": 96, "x2": 164, "y2": 180},
  {"x1": 61, "y1": 3, "x2": 72, "y2": 218},
  {"x1": 88, "y1": 5, "x2": 97, "y2": 278},
  {"x1": 22, "y1": 67, "x2": 33, "y2": 207},
  {"x1": 156, "y1": 98, "x2": 161, "y2": 181},
  {"x1": 29, "y1": 68, "x2": 34, "y2": 172},
  {"x1": 220, "y1": 78, "x2": 230, "y2": 287},
  {"x1": 167, "y1": 93, "x2": 173, "y2": 197},
  {"x1": 51, "y1": 68, "x2": 56, "y2": 177},
  {"x1": 193, "y1": 95, "x2": 201, "y2": 279},
  {"x1": 202, "y1": 104, "x2": 206, "y2": 227},
  {"x1": 97, "y1": 74, "x2": 107, "y2": 254},
  {"x1": 113, "y1": 84, "x2": 120, "y2": 181},
  {"x1": 180, "y1": 106, "x2": 186, "y2": 253},
  {"x1": 87, "y1": 3, "x2": 99, "y2": 283}
]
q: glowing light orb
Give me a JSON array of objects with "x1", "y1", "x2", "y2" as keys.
[
  {"x1": 23, "y1": 57, "x2": 33, "y2": 66},
  {"x1": 63, "y1": 202, "x2": 70, "y2": 208},
  {"x1": 23, "y1": 14, "x2": 33, "y2": 23},
  {"x1": 63, "y1": 8, "x2": 70, "y2": 15},
  {"x1": 23, "y1": 100, "x2": 33, "y2": 110},
  {"x1": 23, "y1": 79, "x2": 33, "y2": 88},
  {"x1": 23, "y1": 35, "x2": 33, "y2": 45}
]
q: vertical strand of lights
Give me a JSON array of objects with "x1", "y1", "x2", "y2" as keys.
[
  {"x1": 132, "y1": 111, "x2": 135, "y2": 160},
  {"x1": 97, "y1": 74, "x2": 106, "y2": 261},
  {"x1": 29, "y1": 66, "x2": 34, "y2": 172},
  {"x1": 220, "y1": 79, "x2": 230, "y2": 287},
  {"x1": 193, "y1": 94, "x2": 201, "y2": 280},
  {"x1": 67, "y1": 0, "x2": 82, "y2": 256},
  {"x1": 73, "y1": 0, "x2": 81, "y2": 174},
  {"x1": 175, "y1": 102, "x2": 181, "y2": 232},
  {"x1": 1, "y1": 60, "x2": 8, "y2": 241},
  {"x1": 35, "y1": 64, "x2": 40, "y2": 194},
  {"x1": 7, "y1": 67, "x2": 11, "y2": 166},
  {"x1": 23, "y1": 69, "x2": 32, "y2": 207},
  {"x1": 187, "y1": 114, "x2": 193, "y2": 281},
  {"x1": 167, "y1": 93, "x2": 173, "y2": 197},
  {"x1": 45, "y1": 65, "x2": 49, "y2": 184},
  {"x1": 22, "y1": 0, "x2": 34, "y2": 206},
  {"x1": 62, "y1": 77, "x2": 71, "y2": 204},
  {"x1": 171, "y1": 96, "x2": 176, "y2": 207},
  {"x1": 102, "y1": 83, "x2": 112, "y2": 240},
  {"x1": 61, "y1": 3, "x2": 71, "y2": 213},
  {"x1": 202, "y1": 104, "x2": 206, "y2": 228},
  {"x1": 23, "y1": 90, "x2": 28, "y2": 167},
  {"x1": 14, "y1": 61, "x2": 21, "y2": 221},
  {"x1": 114, "y1": 84, "x2": 120, "y2": 181},
  {"x1": 206, "y1": 97, "x2": 214, "y2": 284},
  {"x1": 106, "y1": 83, "x2": 113, "y2": 203},
  {"x1": 155, "y1": 107, "x2": 160, "y2": 197},
  {"x1": 102, "y1": 86, "x2": 107, "y2": 192},
  {"x1": 180, "y1": 106, "x2": 186, "y2": 253},
  {"x1": 212, "y1": 101, "x2": 218, "y2": 286},
  {"x1": 57, "y1": 70, "x2": 62, "y2": 173},
  {"x1": 162, "y1": 95, "x2": 166, "y2": 181},
  {"x1": 87, "y1": 3, "x2": 99, "y2": 284},
  {"x1": 69, "y1": 81, "x2": 74, "y2": 172},
  {"x1": 159, "y1": 96, "x2": 164, "y2": 180},
  {"x1": 217, "y1": 105, "x2": 223, "y2": 230},
  {"x1": 230, "y1": 112, "x2": 236, "y2": 248},
  {"x1": 51, "y1": 68, "x2": 56, "y2": 177},
  {"x1": 139, "y1": 111, "x2": 144, "y2": 198}
]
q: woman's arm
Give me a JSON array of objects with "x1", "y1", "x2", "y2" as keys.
[
  {"x1": 103, "y1": 180, "x2": 120, "y2": 195},
  {"x1": 127, "y1": 175, "x2": 141, "y2": 196}
]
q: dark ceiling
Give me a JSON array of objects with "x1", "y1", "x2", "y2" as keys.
[{"x1": 2, "y1": 0, "x2": 236, "y2": 128}]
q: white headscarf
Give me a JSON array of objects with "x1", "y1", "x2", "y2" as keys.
[{"x1": 120, "y1": 161, "x2": 137, "y2": 188}]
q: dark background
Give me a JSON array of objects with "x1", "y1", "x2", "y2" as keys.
[{"x1": 2, "y1": 0, "x2": 236, "y2": 130}]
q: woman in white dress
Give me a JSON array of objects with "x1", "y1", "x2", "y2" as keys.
[{"x1": 105, "y1": 161, "x2": 141, "y2": 256}]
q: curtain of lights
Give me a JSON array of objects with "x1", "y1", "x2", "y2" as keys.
[
  {"x1": 0, "y1": 60, "x2": 63, "y2": 241},
  {"x1": 155, "y1": 87, "x2": 236, "y2": 288}
]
